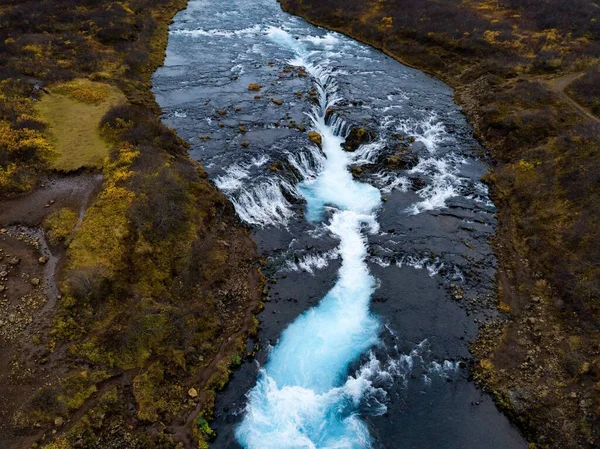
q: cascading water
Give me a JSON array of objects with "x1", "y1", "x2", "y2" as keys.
[
  {"x1": 153, "y1": 0, "x2": 528, "y2": 447},
  {"x1": 235, "y1": 30, "x2": 383, "y2": 448}
]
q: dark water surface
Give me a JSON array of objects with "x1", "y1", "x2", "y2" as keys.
[{"x1": 153, "y1": 0, "x2": 527, "y2": 447}]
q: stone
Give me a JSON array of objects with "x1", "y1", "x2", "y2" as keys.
[
  {"x1": 308, "y1": 131, "x2": 322, "y2": 147},
  {"x1": 39, "y1": 256, "x2": 48, "y2": 264},
  {"x1": 54, "y1": 417, "x2": 64, "y2": 427},
  {"x1": 31, "y1": 278, "x2": 40, "y2": 286},
  {"x1": 0, "y1": 271, "x2": 7, "y2": 278},
  {"x1": 271, "y1": 98, "x2": 283, "y2": 105},
  {"x1": 248, "y1": 83, "x2": 262, "y2": 91},
  {"x1": 9, "y1": 257, "x2": 19, "y2": 265},
  {"x1": 343, "y1": 127, "x2": 375, "y2": 152},
  {"x1": 188, "y1": 387, "x2": 198, "y2": 398}
]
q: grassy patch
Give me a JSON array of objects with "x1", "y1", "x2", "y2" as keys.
[
  {"x1": 35, "y1": 79, "x2": 126, "y2": 172},
  {"x1": 43, "y1": 207, "x2": 79, "y2": 245}
]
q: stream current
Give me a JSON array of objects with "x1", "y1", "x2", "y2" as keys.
[{"x1": 153, "y1": 0, "x2": 528, "y2": 448}]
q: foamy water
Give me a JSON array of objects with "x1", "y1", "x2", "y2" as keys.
[{"x1": 235, "y1": 28, "x2": 383, "y2": 449}]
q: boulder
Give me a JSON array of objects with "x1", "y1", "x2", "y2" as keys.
[
  {"x1": 343, "y1": 127, "x2": 375, "y2": 152},
  {"x1": 385, "y1": 147, "x2": 418, "y2": 169},
  {"x1": 308, "y1": 131, "x2": 322, "y2": 147}
]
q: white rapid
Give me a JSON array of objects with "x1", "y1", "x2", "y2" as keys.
[{"x1": 235, "y1": 28, "x2": 383, "y2": 449}]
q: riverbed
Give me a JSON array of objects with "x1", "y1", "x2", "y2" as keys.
[{"x1": 153, "y1": 0, "x2": 527, "y2": 447}]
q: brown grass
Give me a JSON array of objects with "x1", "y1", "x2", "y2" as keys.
[{"x1": 36, "y1": 79, "x2": 126, "y2": 172}]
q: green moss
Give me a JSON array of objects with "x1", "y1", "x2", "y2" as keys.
[
  {"x1": 43, "y1": 208, "x2": 79, "y2": 245},
  {"x1": 35, "y1": 80, "x2": 126, "y2": 172}
]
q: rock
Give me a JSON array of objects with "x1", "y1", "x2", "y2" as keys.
[
  {"x1": 9, "y1": 257, "x2": 20, "y2": 265},
  {"x1": 308, "y1": 131, "x2": 322, "y2": 147},
  {"x1": 248, "y1": 83, "x2": 262, "y2": 91},
  {"x1": 272, "y1": 99, "x2": 283, "y2": 105},
  {"x1": 0, "y1": 286, "x2": 4, "y2": 292},
  {"x1": 0, "y1": 271, "x2": 7, "y2": 278},
  {"x1": 241, "y1": 141, "x2": 250, "y2": 148},
  {"x1": 54, "y1": 417, "x2": 64, "y2": 427},
  {"x1": 188, "y1": 388, "x2": 198, "y2": 398},
  {"x1": 343, "y1": 127, "x2": 375, "y2": 152},
  {"x1": 410, "y1": 177, "x2": 427, "y2": 190},
  {"x1": 216, "y1": 109, "x2": 227, "y2": 116},
  {"x1": 0, "y1": 228, "x2": 6, "y2": 234},
  {"x1": 39, "y1": 256, "x2": 48, "y2": 264},
  {"x1": 31, "y1": 278, "x2": 40, "y2": 286},
  {"x1": 385, "y1": 146, "x2": 419, "y2": 170}
]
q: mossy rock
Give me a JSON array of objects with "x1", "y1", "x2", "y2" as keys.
[
  {"x1": 343, "y1": 127, "x2": 375, "y2": 151},
  {"x1": 385, "y1": 146, "x2": 418, "y2": 169},
  {"x1": 308, "y1": 131, "x2": 322, "y2": 147}
]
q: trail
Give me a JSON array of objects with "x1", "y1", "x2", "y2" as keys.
[{"x1": 546, "y1": 72, "x2": 600, "y2": 124}]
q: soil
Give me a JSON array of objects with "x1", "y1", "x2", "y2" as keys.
[{"x1": 0, "y1": 173, "x2": 102, "y2": 448}]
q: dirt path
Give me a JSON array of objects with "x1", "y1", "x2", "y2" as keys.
[{"x1": 546, "y1": 72, "x2": 600, "y2": 124}]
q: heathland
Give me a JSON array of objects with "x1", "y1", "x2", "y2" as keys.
[{"x1": 0, "y1": 1, "x2": 262, "y2": 448}]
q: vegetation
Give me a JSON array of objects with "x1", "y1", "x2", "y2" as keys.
[
  {"x1": 567, "y1": 67, "x2": 600, "y2": 116},
  {"x1": 0, "y1": 1, "x2": 261, "y2": 448},
  {"x1": 43, "y1": 207, "x2": 79, "y2": 245},
  {"x1": 277, "y1": 0, "x2": 600, "y2": 448},
  {"x1": 36, "y1": 79, "x2": 126, "y2": 171}
]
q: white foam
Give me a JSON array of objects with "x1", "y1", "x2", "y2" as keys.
[
  {"x1": 230, "y1": 178, "x2": 296, "y2": 227},
  {"x1": 405, "y1": 156, "x2": 465, "y2": 214},
  {"x1": 285, "y1": 249, "x2": 340, "y2": 274},
  {"x1": 372, "y1": 172, "x2": 410, "y2": 194},
  {"x1": 171, "y1": 24, "x2": 263, "y2": 38},
  {"x1": 396, "y1": 114, "x2": 446, "y2": 153},
  {"x1": 301, "y1": 33, "x2": 340, "y2": 49}
]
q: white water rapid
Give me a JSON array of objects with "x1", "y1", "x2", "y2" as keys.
[{"x1": 235, "y1": 28, "x2": 384, "y2": 449}]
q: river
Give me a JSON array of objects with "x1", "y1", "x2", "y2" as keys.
[{"x1": 153, "y1": 0, "x2": 527, "y2": 448}]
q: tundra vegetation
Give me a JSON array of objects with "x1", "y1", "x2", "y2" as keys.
[
  {"x1": 277, "y1": 0, "x2": 600, "y2": 447},
  {"x1": 0, "y1": 1, "x2": 261, "y2": 448}
]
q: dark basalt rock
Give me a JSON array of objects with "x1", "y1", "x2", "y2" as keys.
[
  {"x1": 343, "y1": 127, "x2": 376, "y2": 151},
  {"x1": 385, "y1": 145, "x2": 419, "y2": 169},
  {"x1": 410, "y1": 177, "x2": 427, "y2": 190}
]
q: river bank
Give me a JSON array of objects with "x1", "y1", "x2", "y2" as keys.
[
  {"x1": 275, "y1": 1, "x2": 600, "y2": 448},
  {"x1": 0, "y1": 1, "x2": 263, "y2": 448}
]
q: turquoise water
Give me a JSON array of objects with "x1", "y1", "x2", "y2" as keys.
[{"x1": 235, "y1": 28, "x2": 383, "y2": 449}]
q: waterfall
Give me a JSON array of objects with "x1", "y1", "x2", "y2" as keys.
[{"x1": 235, "y1": 28, "x2": 383, "y2": 449}]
